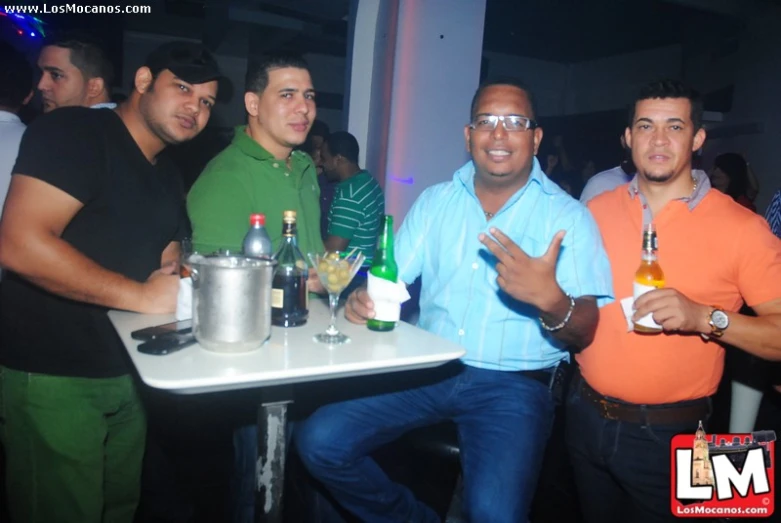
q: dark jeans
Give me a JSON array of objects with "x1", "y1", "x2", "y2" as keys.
[
  {"x1": 566, "y1": 375, "x2": 711, "y2": 523},
  {"x1": 294, "y1": 363, "x2": 555, "y2": 523}
]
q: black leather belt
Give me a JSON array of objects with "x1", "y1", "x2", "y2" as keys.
[{"x1": 581, "y1": 379, "x2": 710, "y2": 425}]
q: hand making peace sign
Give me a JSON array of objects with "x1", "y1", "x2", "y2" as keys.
[{"x1": 478, "y1": 227, "x2": 566, "y2": 311}]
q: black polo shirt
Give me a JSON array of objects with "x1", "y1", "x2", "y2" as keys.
[{"x1": 0, "y1": 107, "x2": 187, "y2": 378}]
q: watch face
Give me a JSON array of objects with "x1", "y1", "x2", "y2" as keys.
[{"x1": 712, "y1": 310, "x2": 729, "y2": 329}]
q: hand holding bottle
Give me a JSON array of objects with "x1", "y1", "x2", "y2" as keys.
[
  {"x1": 632, "y1": 288, "x2": 710, "y2": 333},
  {"x1": 478, "y1": 227, "x2": 566, "y2": 311},
  {"x1": 345, "y1": 287, "x2": 375, "y2": 324}
]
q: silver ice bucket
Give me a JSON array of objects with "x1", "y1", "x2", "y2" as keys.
[{"x1": 189, "y1": 255, "x2": 276, "y2": 353}]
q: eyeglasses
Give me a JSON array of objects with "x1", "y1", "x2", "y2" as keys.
[{"x1": 469, "y1": 115, "x2": 538, "y2": 132}]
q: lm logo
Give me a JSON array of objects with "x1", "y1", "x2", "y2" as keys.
[{"x1": 670, "y1": 422, "x2": 775, "y2": 518}]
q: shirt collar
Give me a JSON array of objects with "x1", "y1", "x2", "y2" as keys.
[
  {"x1": 627, "y1": 168, "x2": 711, "y2": 210},
  {"x1": 455, "y1": 156, "x2": 556, "y2": 199},
  {"x1": 232, "y1": 125, "x2": 284, "y2": 162},
  {"x1": 0, "y1": 110, "x2": 21, "y2": 123},
  {"x1": 337, "y1": 169, "x2": 368, "y2": 186},
  {"x1": 232, "y1": 126, "x2": 314, "y2": 176}
]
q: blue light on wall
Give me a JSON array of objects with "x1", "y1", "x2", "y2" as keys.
[{"x1": 389, "y1": 175, "x2": 414, "y2": 185}]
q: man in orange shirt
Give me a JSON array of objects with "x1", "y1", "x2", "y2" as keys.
[{"x1": 569, "y1": 79, "x2": 781, "y2": 523}]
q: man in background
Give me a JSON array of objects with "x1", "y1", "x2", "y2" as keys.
[
  {"x1": 321, "y1": 131, "x2": 384, "y2": 261},
  {"x1": 37, "y1": 31, "x2": 115, "y2": 112},
  {"x1": 297, "y1": 119, "x2": 333, "y2": 238},
  {"x1": 0, "y1": 42, "x2": 33, "y2": 225},
  {"x1": 579, "y1": 134, "x2": 635, "y2": 204}
]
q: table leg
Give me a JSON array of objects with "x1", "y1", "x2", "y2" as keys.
[{"x1": 255, "y1": 399, "x2": 292, "y2": 523}]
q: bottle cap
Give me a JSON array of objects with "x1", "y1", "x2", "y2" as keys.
[
  {"x1": 282, "y1": 210, "x2": 297, "y2": 223},
  {"x1": 249, "y1": 213, "x2": 265, "y2": 226}
]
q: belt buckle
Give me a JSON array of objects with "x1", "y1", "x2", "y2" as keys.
[{"x1": 599, "y1": 399, "x2": 619, "y2": 421}]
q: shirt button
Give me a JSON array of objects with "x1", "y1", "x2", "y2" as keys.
[
  {"x1": 285, "y1": 172, "x2": 290, "y2": 177},
  {"x1": 272, "y1": 162, "x2": 279, "y2": 168},
  {"x1": 472, "y1": 262, "x2": 478, "y2": 270},
  {"x1": 458, "y1": 329, "x2": 465, "y2": 336}
]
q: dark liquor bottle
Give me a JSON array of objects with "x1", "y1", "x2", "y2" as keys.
[
  {"x1": 367, "y1": 215, "x2": 399, "y2": 332},
  {"x1": 271, "y1": 210, "x2": 308, "y2": 327}
]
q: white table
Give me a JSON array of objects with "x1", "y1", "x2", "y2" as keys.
[{"x1": 108, "y1": 301, "x2": 465, "y2": 522}]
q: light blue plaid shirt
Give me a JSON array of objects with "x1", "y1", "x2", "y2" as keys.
[{"x1": 396, "y1": 158, "x2": 613, "y2": 371}]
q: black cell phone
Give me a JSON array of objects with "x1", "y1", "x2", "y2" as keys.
[
  {"x1": 137, "y1": 333, "x2": 197, "y2": 355},
  {"x1": 131, "y1": 320, "x2": 192, "y2": 341}
]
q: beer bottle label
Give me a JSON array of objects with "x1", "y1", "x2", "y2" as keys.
[{"x1": 632, "y1": 282, "x2": 662, "y2": 330}]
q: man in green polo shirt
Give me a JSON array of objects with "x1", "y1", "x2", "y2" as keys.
[
  {"x1": 187, "y1": 55, "x2": 324, "y2": 258},
  {"x1": 321, "y1": 131, "x2": 384, "y2": 263},
  {"x1": 185, "y1": 53, "x2": 324, "y2": 523}
]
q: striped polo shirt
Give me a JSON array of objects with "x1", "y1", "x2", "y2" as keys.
[{"x1": 327, "y1": 170, "x2": 385, "y2": 262}]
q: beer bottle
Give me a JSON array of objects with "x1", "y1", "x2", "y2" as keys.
[
  {"x1": 633, "y1": 222, "x2": 664, "y2": 334},
  {"x1": 367, "y1": 215, "x2": 399, "y2": 332}
]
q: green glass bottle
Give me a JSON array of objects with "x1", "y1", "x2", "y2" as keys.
[{"x1": 367, "y1": 215, "x2": 399, "y2": 332}]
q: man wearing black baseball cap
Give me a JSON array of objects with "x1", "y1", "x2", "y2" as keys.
[
  {"x1": 0, "y1": 40, "x2": 224, "y2": 523},
  {"x1": 144, "y1": 41, "x2": 231, "y2": 102}
]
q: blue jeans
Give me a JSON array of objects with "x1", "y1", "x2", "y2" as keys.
[
  {"x1": 565, "y1": 375, "x2": 711, "y2": 523},
  {"x1": 294, "y1": 363, "x2": 555, "y2": 523}
]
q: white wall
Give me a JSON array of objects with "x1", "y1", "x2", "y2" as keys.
[
  {"x1": 348, "y1": 0, "x2": 486, "y2": 224},
  {"x1": 380, "y1": 0, "x2": 487, "y2": 223}
]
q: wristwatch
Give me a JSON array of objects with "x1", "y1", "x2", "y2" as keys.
[{"x1": 707, "y1": 308, "x2": 730, "y2": 338}]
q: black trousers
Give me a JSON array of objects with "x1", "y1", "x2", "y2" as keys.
[{"x1": 565, "y1": 376, "x2": 710, "y2": 523}]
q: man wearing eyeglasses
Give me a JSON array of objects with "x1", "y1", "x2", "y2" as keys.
[{"x1": 294, "y1": 79, "x2": 613, "y2": 522}]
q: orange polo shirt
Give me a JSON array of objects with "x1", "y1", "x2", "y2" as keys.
[{"x1": 578, "y1": 186, "x2": 781, "y2": 404}]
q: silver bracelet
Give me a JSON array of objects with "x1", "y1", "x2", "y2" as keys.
[{"x1": 539, "y1": 294, "x2": 576, "y2": 332}]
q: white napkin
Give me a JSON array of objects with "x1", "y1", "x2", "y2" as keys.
[
  {"x1": 620, "y1": 295, "x2": 663, "y2": 332},
  {"x1": 367, "y1": 274, "x2": 410, "y2": 323},
  {"x1": 619, "y1": 297, "x2": 634, "y2": 332},
  {"x1": 176, "y1": 277, "x2": 193, "y2": 321}
]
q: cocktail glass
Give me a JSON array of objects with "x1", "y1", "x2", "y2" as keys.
[{"x1": 308, "y1": 250, "x2": 365, "y2": 345}]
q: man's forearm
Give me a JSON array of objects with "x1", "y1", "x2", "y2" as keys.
[
  {"x1": 707, "y1": 313, "x2": 781, "y2": 361},
  {"x1": 539, "y1": 293, "x2": 598, "y2": 350},
  {"x1": 0, "y1": 230, "x2": 145, "y2": 311}
]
